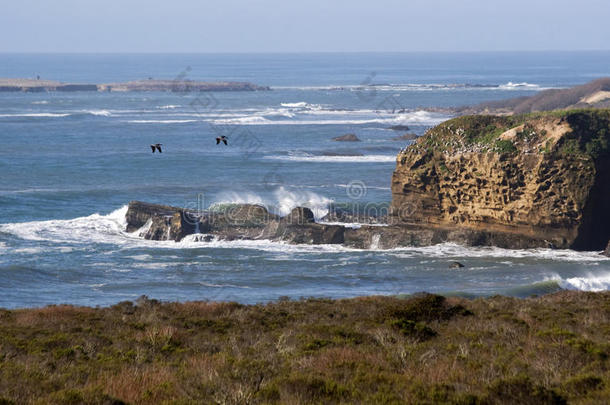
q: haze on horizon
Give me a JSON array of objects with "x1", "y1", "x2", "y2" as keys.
[{"x1": 1, "y1": 0, "x2": 609, "y2": 53}]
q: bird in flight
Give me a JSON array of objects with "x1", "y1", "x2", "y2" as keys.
[
  {"x1": 150, "y1": 143, "x2": 163, "y2": 153},
  {"x1": 216, "y1": 136, "x2": 228, "y2": 145}
]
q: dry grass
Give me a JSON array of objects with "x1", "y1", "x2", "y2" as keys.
[{"x1": 0, "y1": 291, "x2": 608, "y2": 404}]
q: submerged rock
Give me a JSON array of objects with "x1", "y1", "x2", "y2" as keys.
[
  {"x1": 332, "y1": 134, "x2": 361, "y2": 142},
  {"x1": 604, "y1": 241, "x2": 610, "y2": 257},
  {"x1": 449, "y1": 262, "x2": 465, "y2": 269},
  {"x1": 388, "y1": 125, "x2": 411, "y2": 131}
]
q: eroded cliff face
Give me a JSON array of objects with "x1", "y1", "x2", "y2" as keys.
[{"x1": 391, "y1": 110, "x2": 610, "y2": 250}]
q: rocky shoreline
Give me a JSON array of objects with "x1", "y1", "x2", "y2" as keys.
[
  {"x1": 125, "y1": 109, "x2": 610, "y2": 252},
  {"x1": 125, "y1": 200, "x2": 573, "y2": 250},
  {"x1": 0, "y1": 78, "x2": 270, "y2": 92}
]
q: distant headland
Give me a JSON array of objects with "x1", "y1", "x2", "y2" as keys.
[{"x1": 0, "y1": 78, "x2": 270, "y2": 92}]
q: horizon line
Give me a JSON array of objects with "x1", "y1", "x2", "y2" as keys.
[{"x1": 1, "y1": 49, "x2": 610, "y2": 55}]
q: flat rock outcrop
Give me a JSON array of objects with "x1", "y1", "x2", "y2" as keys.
[
  {"x1": 97, "y1": 80, "x2": 269, "y2": 92},
  {"x1": 0, "y1": 78, "x2": 270, "y2": 92},
  {"x1": 125, "y1": 200, "x2": 559, "y2": 249},
  {"x1": 391, "y1": 110, "x2": 610, "y2": 250}
]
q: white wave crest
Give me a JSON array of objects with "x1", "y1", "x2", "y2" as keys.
[
  {"x1": 211, "y1": 110, "x2": 447, "y2": 126},
  {"x1": 0, "y1": 113, "x2": 70, "y2": 118},
  {"x1": 31, "y1": 100, "x2": 49, "y2": 105},
  {"x1": 264, "y1": 154, "x2": 396, "y2": 163},
  {"x1": 280, "y1": 102, "x2": 309, "y2": 108},
  {"x1": 126, "y1": 119, "x2": 198, "y2": 124},
  {"x1": 0, "y1": 206, "x2": 129, "y2": 244},
  {"x1": 157, "y1": 105, "x2": 181, "y2": 109},
  {"x1": 386, "y1": 243, "x2": 610, "y2": 261},
  {"x1": 211, "y1": 186, "x2": 332, "y2": 219},
  {"x1": 83, "y1": 109, "x2": 112, "y2": 117},
  {"x1": 498, "y1": 82, "x2": 540, "y2": 90},
  {"x1": 545, "y1": 273, "x2": 610, "y2": 292}
]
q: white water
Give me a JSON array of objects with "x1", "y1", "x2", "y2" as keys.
[
  {"x1": 1, "y1": 207, "x2": 608, "y2": 267},
  {"x1": 211, "y1": 186, "x2": 333, "y2": 219},
  {"x1": 264, "y1": 154, "x2": 396, "y2": 163},
  {"x1": 548, "y1": 273, "x2": 610, "y2": 292}
]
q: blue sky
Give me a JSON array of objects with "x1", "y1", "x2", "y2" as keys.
[{"x1": 1, "y1": 0, "x2": 608, "y2": 52}]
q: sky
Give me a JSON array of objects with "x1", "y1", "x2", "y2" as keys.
[{"x1": 0, "y1": 0, "x2": 609, "y2": 53}]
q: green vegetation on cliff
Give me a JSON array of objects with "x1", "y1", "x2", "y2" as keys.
[
  {"x1": 407, "y1": 109, "x2": 610, "y2": 159},
  {"x1": 0, "y1": 292, "x2": 609, "y2": 404}
]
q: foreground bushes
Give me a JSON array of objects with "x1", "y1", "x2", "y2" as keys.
[{"x1": 0, "y1": 292, "x2": 608, "y2": 404}]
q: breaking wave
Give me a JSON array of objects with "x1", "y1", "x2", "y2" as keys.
[
  {"x1": 211, "y1": 187, "x2": 333, "y2": 219},
  {"x1": 546, "y1": 273, "x2": 610, "y2": 292},
  {"x1": 0, "y1": 110, "x2": 112, "y2": 118},
  {"x1": 0, "y1": 206, "x2": 129, "y2": 245},
  {"x1": 212, "y1": 110, "x2": 448, "y2": 126},
  {"x1": 126, "y1": 119, "x2": 199, "y2": 124},
  {"x1": 0, "y1": 113, "x2": 70, "y2": 118},
  {"x1": 272, "y1": 82, "x2": 556, "y2": 92}
]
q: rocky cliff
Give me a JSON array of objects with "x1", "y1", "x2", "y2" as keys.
[{"x1": 391, "y1": 109, "x2": 610, "y2": 250}]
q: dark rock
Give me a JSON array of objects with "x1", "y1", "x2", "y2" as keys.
[
  {"x1": 275, "y1": 223, "x2": 345, "y2": 245},
  {"x1": 282, "y1": 207, "x2": 315, "y2": 225},
  {"x1": 125, "y1": 200, "x2": 183, "y2": 232},
  {"x1": 332, "y1": 134, "x2": 361, "y2": 142},
  {"x1": 388, "y1": 125, "x2": 410, "y2": 131},
  {"x1": 391, "y1": 133, "x2": 418, "y2": 141},
  {"x1": 124, "y1": 197, "x2": 590, "y2": 250},
  {"x1": 449, "y1": 261, "x2": 465, "y2": 268},
  {"x1": 213, "y1": 204, "x2": 277, "y2": 227},
  {"x1": 604, "y1": 241, "x2": 610, "y2": 257},
  {"x1": 321, "y1": 209, "x2": 387, "y2": 225}
]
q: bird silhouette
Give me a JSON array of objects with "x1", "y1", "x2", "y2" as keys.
[
  {"x1": 216, "y1": 136, "x2": 228, "y2": 145},
  {"x1": 150, "y1": 143, "x2": 163, "y2": 153}
]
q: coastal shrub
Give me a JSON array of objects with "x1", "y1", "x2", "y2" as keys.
[
  {"x1": 562, "y1": 374, "x2": 604, "y2": 396},
  {"x1": 494, "y1": 139, "x2": 517, "y2": 154},
  {"x1": 388, "y1": 318, "x2": 436, "y2": 340},
  {"x1": 0, "y1": 293, "x2": 609, "y2": 403},
  {"x1": 276, "y1": 374, "x2": 350, "y2": 403},
  {"x1": 486, "y1": 375, "x2": 567, "y2": 405}
]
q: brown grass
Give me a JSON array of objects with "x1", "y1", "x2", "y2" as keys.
[{"x1": 0, "y1": 291, "x2": 608, "y2": 404}]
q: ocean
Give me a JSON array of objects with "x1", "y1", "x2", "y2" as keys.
[{"x1": 0, "y1": 52, "x2": 609, "y2": 308}]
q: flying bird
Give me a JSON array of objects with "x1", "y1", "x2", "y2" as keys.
[
  {"x1": 150, "y1": 143, "x2": 163, "y2": 153},
  {"x1": 216, "y1": 136, "x2": 228, "y2": 145}
]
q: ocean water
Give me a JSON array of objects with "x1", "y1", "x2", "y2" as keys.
[{"x1": 1, "y1": 52, "x2": 609, "y2": 308}]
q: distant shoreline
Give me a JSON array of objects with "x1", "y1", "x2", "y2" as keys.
[{"x1": 0, "y1": 78, "x2": 270, "y2": 92}]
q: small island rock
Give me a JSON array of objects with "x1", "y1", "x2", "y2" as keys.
[
  {"x1": 332, "y1": 134, "x2": 361, "y2": 142},
  {"x1": 392, "y1": 133, "x2": 418, "y2": 141}
]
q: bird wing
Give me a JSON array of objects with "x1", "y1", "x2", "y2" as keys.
[
  {"x1": 216, "y1": 138, "x2": 220, "y2": 144},
  {"x1": 223, "y1": 139, "x2": 227, "y2": 145},
  {"x1": 157, "y1": 145, "x2": 163, "y2": 153},
  {"x1": 150, "y1": 145, "x2": 155, "y2": 153}
]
